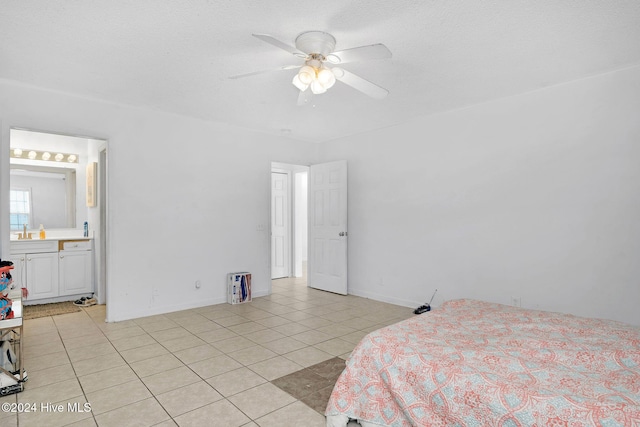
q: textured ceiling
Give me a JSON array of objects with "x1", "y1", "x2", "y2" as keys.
[{"x1": 2, "y1": 1, "x2": 640, "y2": 143}]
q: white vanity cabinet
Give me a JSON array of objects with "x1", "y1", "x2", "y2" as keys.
[
  {"x1": 9, "y1": 239, "x2": 93, "y2": 303},
  {"x1": 9, "y1": 241, "x2": 60, "y2": 300},
  {"x1": 25, "y1": 253, "x2": 60, "y2": 299},
  {"x1": 59, "y1": 240, "x2": 93, "y2": 296}
]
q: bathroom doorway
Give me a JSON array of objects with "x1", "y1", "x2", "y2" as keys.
[
  {"x1": 270, "y1": 162, "x2": 308, "y2": 283},
  {"x1": 8, "y1": 129, "x2": 108, "y2": 315}
]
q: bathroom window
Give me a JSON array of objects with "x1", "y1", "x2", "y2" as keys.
[{"x1": 9, "y1": 188, "x2": 32, "y2": 231}]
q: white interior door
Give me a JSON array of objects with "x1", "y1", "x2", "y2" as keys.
[
  {"x1": 271, "y1": 171, "x2": 289, "y2": 279},
  {"x1": 308, "y1": 160, "x2": 348, "y2": 295}
]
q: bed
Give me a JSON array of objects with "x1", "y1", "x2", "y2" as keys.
[{"x1": 325, "y1": 299, "x2": 640, "y2": 427}]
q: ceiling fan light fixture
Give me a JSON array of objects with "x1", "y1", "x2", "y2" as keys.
[
  {"x1": 292, "y1": 74, "x2": 309, "y2": 91},
  {"x1": 317, "y1": 68, "x2": 336, "y2": 89},
  {"x1": 310, "y1": 79, "x2": 327, "y2": 94},
  {"x1": 298, "y1": 65, "x2": 316, "y2": 85},
  {"x1": 242, "y1": 32, "x2": 391, "y2": 102},
  {"x1": 295, "y1": 31, "x2": 336, "y2": 57}
]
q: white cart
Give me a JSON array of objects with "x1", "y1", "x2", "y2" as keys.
[{"x1": 0, "y1": 295, "x2": 25, "y2": 396}]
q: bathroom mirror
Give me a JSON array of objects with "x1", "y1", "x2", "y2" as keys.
[{"x1": 9, "y1": 164, "x2": 76, "y2": 230}]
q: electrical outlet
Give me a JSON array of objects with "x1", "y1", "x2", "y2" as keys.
[{"x1": 511, "y1": 296, "x2": 521, "y2": 307}]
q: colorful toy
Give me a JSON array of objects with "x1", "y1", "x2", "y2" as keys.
[{"x1": 0, "y1": 260, "x2": 14, "y2": 320}]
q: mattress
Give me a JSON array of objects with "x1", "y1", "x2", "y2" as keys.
[{"x1": 326, "y1": 299, "x2": 640, "y2": 426}]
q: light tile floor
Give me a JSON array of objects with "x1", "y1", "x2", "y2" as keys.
[{"x1": 0, "y1": 277, "x2": 413, "y2": 427}]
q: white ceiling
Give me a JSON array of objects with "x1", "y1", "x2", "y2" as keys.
[{"x1": 2, "y1": 1, "x2": 640, "y2": 143}]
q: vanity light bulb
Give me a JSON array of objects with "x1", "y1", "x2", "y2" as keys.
[
  {"x1": 42, "y1": 152, "x2": 51, "y2": 161},
  {"x1": 28, "y1": 151, "x2": 37, "y2": 160},
  {"x1": 67, "y1": 154, "x2": 77, "y2": 163},
  {"x1": 55, "y1": 153, "x2": 64, "y2": 162},
  {"x1": 13, "y1": 148, "x2": 23, "y2": 157}
]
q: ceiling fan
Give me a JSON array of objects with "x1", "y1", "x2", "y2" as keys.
[{"x1": 230, "y1": 31, "x2": 392, "y2": 105}]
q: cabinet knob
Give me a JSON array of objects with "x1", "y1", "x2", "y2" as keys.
[
  {"x1": 27, "y1": 257, "x2": 31, "y2": 261},
  {"x1": 60, "y1": 255, "x2": 64, "y2": 259}
]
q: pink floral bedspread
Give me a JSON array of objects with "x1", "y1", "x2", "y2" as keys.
[{"x1": 326, "y1": 299, "x2": 640, "y2": 426}]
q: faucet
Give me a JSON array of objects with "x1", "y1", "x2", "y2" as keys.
[{"x1": 18, "y1": 223, "x2": 31, "y2": 239}]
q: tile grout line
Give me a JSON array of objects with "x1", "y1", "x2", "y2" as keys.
[
  {"x1": 32, "y1": 309, "x2": 101, "y2": 426},
  {"x1": 85, "y1": 307, "x2": 301, "y2": 426},
  {"x1": 17, "y1": 279, "x2": 415, "y2": 426},
  {"x1": 86, "y1": 308, "x2": 175, "y2": 425},
  {"x1": 127, "y1": 309, "x2": 329, "y2": 423}
]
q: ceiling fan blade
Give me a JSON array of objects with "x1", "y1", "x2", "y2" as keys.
[
  {"x1": 252, "y1": 34, "x2": 306, "y2": 57},
  {"x1": 333, "y1": 68, "x2": 389, "y2": 99},
  {"x1": 327, "y1": 43, "x2": 392, "y2": 64},
  {"x1": 297, "y1": 88, "x2": 313, "y2": 106},
  {"x1": 229, "y1": 65, "x2": 300, "y2": 80}
]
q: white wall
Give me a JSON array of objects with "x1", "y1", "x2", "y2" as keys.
[
  {"x1": 319, "y1": 65, "x2": 640, "y2": 326},
  {"x1": 2, "y1": 64, "x2": 638, "y2": 326},
  {"x1": 0, "y1": 80, "x2": 316, "y2": 321}
]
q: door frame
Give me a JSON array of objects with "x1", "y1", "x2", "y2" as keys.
[
  {"x1": 270, "y1": 162, "x2": 309, "y2": 281},
  {"x1": 2, "y1": 128, "x2": 110, "y2": 318},
  {"x1": 98, "y1": 146, "x2": 108, "y2": 308},
  {"x1": 271, "y1": 168, "x2": 292, "y2": 279}
]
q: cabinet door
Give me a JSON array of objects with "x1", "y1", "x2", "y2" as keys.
[
  {"x1": 26, "y1": 252, "x2": 59, "y2": 299},
  {"x1": 59, "y1": 250, "x2": 93, "y2": 296},
  {"x1": 8, "y1": 253, "x2": 25, "y2": 291}
]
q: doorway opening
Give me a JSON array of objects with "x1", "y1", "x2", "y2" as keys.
[
  {"x1": 271, "y1": 162, "x2": 308, "y2": 285},
  {"x1": 8, "y1": 128, "x2": 108, "y2": 319},
  {"x1": 270, "y1": 160, "x2": 348, "y2": 295}
]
